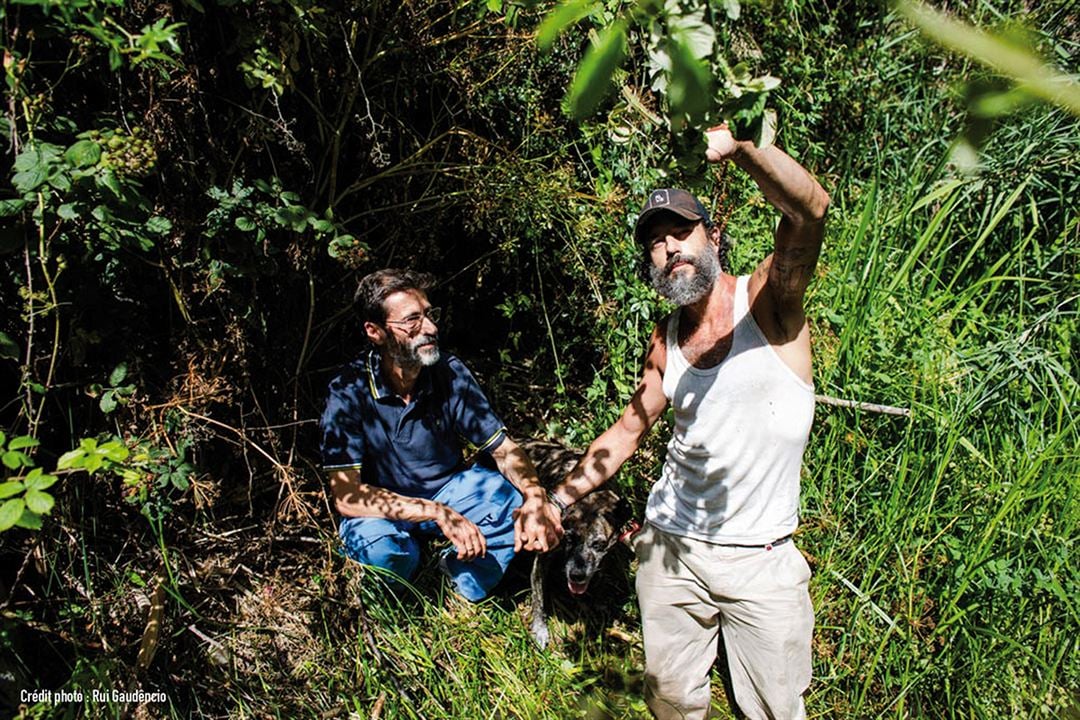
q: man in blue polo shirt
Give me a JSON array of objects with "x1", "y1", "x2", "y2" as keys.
[{"x1": 321, "y1": 268, "x2": 562, "y2": 601}]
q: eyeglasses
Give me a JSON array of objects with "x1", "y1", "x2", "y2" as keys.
[{"x1": 383, "y1": 306, "x2": 441, "y2": 333}]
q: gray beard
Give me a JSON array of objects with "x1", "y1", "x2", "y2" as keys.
[
  {"x1": 650, "y1": 250, "x2": 720, "y2": 306},
  {"x1": 388, "y1": 333, "x2": 441, "y2": 368}
]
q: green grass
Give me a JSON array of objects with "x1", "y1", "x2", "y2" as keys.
[{"x1": 7, "y1": 2, "x2": 1078, "y2": 718}]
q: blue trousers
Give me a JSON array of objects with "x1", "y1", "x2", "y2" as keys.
[{"x1": 338, "y1": 465, "x2": 522, "y2": 601}]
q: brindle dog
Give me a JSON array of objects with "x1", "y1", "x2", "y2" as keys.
[{"x1": 521, "y1": 439, "x2": 633, "y2": 649}]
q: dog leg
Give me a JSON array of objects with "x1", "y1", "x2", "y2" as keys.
[{"x1": 529, "y1": 553, "x2": 551, "y2": 649}]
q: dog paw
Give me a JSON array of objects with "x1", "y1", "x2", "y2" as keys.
[{"x1": 530, "y1": 619, "x2": 550, "y2": 649}]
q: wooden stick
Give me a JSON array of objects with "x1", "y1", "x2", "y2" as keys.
[{"x1": 815, "y1": 394, "x2": 912, "y2": 417}]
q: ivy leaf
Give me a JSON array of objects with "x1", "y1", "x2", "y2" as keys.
[
  {"x1": 235, "y1": 216, "x2": 256, "y2": 232},
  {"x1": 57, "y1": 203, "x2": 79, "y2": 220},
  {"x1": 0, "y1": 498, "x2": 25, "y2": 531},
  {"x1": 718, "y1": 0, "x2": 741, "y2": 20},
  {"x1": 64, "y1": 140, "x2": 102, "y2": 168},
  {"x1": 567, "y1": 23, "x2": 628, "y2": 119},
  {"x1": 536, "y1": 0, "x2": 597, "y2": 52}
]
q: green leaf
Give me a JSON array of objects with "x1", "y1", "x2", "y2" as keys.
[
  {"x1": 536, "y1": 0, "x2": 597, "y2": 52},
  {"x1": 108, "y1": 363, "x2": 128, "y2": 386},
  {"x1": 0, "y1": 498, "x2": 25, "y2": 531},
  {"x1": 8, "y1": 436, "x2": 39, "y2": 451},
  {"x1": 720, "y1": 0, "x2": 741, "y2": 20},
  {"x1": 47, "y1": 172, "x2": 72, "y2": 192},
  {"x1": 0, "y1": 199, "x2": 28, "y2": 217},
  {"x1": 97, "y1": 170, "x2": 123, "y2": 197},
  {"x1": 13, "y1": 149, "x2": 40, "y2": 173},
  {"x1": 0, "y1": 331, "x2": 19, "y2": 360},
  {"x1": 171, "y1": 472, "x2": 190, "y2": 491},
  {"x1": 24, "y1": 489, "x2": 54, "y2": 515},
  {"x1": 309, "y1": 219, "x2": 335, "y2": 233},
  {"x1": 64, "y1": 140, "x2": 102, "y2": 168},
  {"x1": 146, "y1": 216, "x2": 172, "y2": 235},
  {"x1": 667, "y1": 33, "x2": 713, "y2": 126},
  {"x1": 2, "y1": 451, "x2": 29, "y2": 470},
  {"x1": 15, "y1": 509, "x2": 42, "y2": 530},
  {"x1": 100, "y1": 391, "x2": 118, "y2": 414},
  {"x1": 12, "y1": 168, "x2": 48, "y2": 193},
  {"x1": 0, "y1": 481, "x2": 24, "y2": 499},
  {"x1": 669, "y1": 7, "x2": 716, "y2": 60},
  {"x1": 24, "y1": 468, "x2": 58, "y2": 491},
  {"x1": 84, "y1": 454, "x2": 104, "y2": 474},
  {"x1": 57, "y1": 203, "x2": 79, "y2": 220},
  {"x1": 99, "y1": 440, "x2": 130, "y2": 463},
  {"x1": 567, "y1": 23, "x2": 628, "y2": 119},
  {"x1": 754, "y1": 108, "x2": 778, "y2": 148},
  {"x1": 57, "y1": 448, "x2": 86, "y2": 470},
  {"x1": 234, "y1": 216, "x2": 257, "y2": 232}
]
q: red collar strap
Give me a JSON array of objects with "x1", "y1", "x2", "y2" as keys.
[{"x1": 617, "y1": 519, "x2": 642, "y2": 545}]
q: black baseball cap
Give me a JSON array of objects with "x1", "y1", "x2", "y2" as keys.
[{"x1": 634, "y1": 189, "x2": 711, "y2": 246}]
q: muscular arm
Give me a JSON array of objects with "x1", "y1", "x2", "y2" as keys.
[
  {"x1": 330, "y1": 469, "x2": 488, "y2": 560},
  {"x1": 552, "y1": 323, "x2": 670, "y2": 507},
  {"x1": 707, "y1": 128, "x2": 830, "y2": 337},
  {"x1": 489, "y1": 437, "x2": 563, "y2": 551}
]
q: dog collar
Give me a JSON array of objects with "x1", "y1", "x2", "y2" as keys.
[{"x1": 617, "y1": 519, "x2": 642, "y2": 545}]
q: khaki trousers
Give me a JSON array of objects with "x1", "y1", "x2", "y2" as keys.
[{"x1": 634, "y1": 523, "x2": 813, "y2": 720}]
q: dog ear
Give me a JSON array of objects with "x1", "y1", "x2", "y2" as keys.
[{"x1": 610, "y1": 497, "x2": 633, "y2": 527}]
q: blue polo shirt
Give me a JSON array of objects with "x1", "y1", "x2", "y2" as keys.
[{"x1": 320, "y1": 350, "x2": 508, "y2": 499}]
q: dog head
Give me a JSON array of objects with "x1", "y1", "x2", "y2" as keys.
[{"x1": 560, "y1": 490, "x2": 632, "y2": 596}]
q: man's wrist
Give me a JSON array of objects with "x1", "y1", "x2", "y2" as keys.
[{"x1": 545, "y1": 490, "x2": 568, "y2": 515}]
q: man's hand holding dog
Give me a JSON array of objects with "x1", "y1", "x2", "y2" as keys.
[
  {"x1": 490, "y1": 437, "x2": 564, "y2": 553},
  {"x1": 513, "y1": 493, "x2": 563, "y2": 553}
]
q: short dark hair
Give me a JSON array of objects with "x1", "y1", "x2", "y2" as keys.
[
  {"x1": 638, "y1": 215, "x2": 734, "y2": 276},
  {"x1": 354, "y1": 268, "x2": 435, "y2": 324}
]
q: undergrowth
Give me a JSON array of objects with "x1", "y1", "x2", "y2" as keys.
[{"x1": 1, "y1": 0, "x2": 1076, "y2": 718}]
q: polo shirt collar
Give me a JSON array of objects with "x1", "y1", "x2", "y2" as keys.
[{"x1": 366, "y1": 349, "x2": 434, "y2": 402}]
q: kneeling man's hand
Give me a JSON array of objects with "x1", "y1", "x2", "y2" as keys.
[
  {"x1": 513, "y1": 496, "x2": 563, "y2": 553},
  {"x1": 434, "y1": 504, "x2": 487, "y2": 560}
]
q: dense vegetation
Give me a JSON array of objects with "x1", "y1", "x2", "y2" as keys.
[{"x1": 1, "y1": 0, "x2": 1076, "y2": 717}]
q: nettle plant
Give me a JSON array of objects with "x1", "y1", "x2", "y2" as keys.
[{"x1": 538, "y1": 0, "x2": 780, "y2": 172}]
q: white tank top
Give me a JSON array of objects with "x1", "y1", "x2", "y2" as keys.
[{"x1": 645, "y1": 275, "x2": 815, "y2": 544}]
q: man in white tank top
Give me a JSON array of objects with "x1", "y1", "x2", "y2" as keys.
[{"x1": 548, "y1": 125, "x2": 829, "y2": 719}]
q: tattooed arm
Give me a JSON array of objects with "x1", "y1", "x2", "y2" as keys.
[{"x1": 705, "y1": 126, "x2": 829, "y2": 382}]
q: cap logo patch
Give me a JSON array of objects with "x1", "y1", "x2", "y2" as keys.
[{"x1": 651, "y1": 190, "x2": 670, "y2": 206}]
